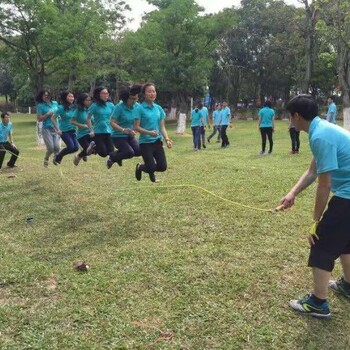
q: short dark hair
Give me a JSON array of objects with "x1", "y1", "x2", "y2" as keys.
[
  {"x1": 119, "y1": 84, "x2": 142, "y2": 103},
  {"x1": 328, "y1": 95, "x2": 335, "y2": 101},
  {"x1": 1, "y1": 112, "x2": 9, "y2": 118},
  {"x1": 286, "y1": 94, "x2": 318, "y2": 121},
  {"x1": 264, "y1": 100, "x2": 272, "y2": 108},
  {"x1": 35, "y1": 90, "x2": 51, "y2": 103}
]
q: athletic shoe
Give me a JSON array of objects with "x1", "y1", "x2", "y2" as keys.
[
  {"x1": 6, "y1": 164, "x2": 17, "y2": 168},
  {"x1": 268, "y1": 150, "x2": 272, "y2": 154},
  {"x1": 289, "y1": 150, "x2": 296, "y2": 154},
  {"x1": 149, "y1": 172, "x2": 156, "y2": 183},
  {"x1": 82, "y1": 156, "x2": 88, "y2": 162},
  {"x1": 73, "y1": 155, "x2": 81, "y2": 166},
  {"x1": 193, "y1": 148, "x2": 198, "y2": 152},
  {"x1": 135, "y1": 163, "x2": 142, "y2": 181},
  {"x1": 259, "y1": 151, "x2": 265, "y2": 155},
  {"x1": 289, "y1": 294, "x2": 331, "y2": 319},
  {"x1": 329, "y1": 277, "x2": 350, "y2": 299},
  {"x1": 86, "y1": 141, "x2": 96, "y2": 155},
  {"x1": 43, "y1": 159, "x2": 49, "y2": 167},
  {"x1": 207, "y1": 137, "x2": 210, "y2": 143},
  {"x1": 52, "y1": 155, "x2": 60, "y2": 166},
  {"x1": 116, "y1": 159, "x2": 122, "y2": 167},
  {"x1": 106, "y1": 157, "x2": 114, "y2": 169},
  {"x1": 203, "y1": 144, "x2": 206, "y2": 149}
]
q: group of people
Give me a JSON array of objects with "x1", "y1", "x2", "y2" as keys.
[
  {"x1": 190, "y1": 100, "x2": 232, "y2": 151},
  {"x1": 35, "y1": 83, "x2": 172, "y2": 182},
  {"x1": 2, "y1": 89, "x2": 350, "y2": 321}
]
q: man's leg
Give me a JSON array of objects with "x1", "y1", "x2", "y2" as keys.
[
  {"x1": 4, "y1": 142, "x2": 19, "y2": 167},
  {"x1": 0, "y1": 144, "x2": 6, "y2": 169},
  {"x1": 313, "y1": 267, "x2": 332, "y2": 299}
]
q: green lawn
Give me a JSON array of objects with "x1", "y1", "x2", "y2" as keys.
[{"x1": 1, "y1": 114, "x2": 349, "y2": 349}]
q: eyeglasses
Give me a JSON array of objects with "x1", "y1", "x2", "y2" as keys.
[{"x1": 100, "y1": 91, "x2": 109, "y2": 95}]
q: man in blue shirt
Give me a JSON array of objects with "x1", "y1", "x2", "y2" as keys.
[
  {"x1": 279, "y1": 94, "x2": 350, "y2": 319},
  {"x1": 326, "y1": 96, "x2": 337, "y2": 124},
  {"x1": 0, "y1": 112, "x2": 20, "y2": 172}
]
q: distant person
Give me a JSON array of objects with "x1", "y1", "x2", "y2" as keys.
[
  {"x1": 36, "y1": 90, "x2": 60, "y2": 167},
  {"x1": 107, "y1": 85, "x2": 142, "y2": 169},
  {"x1": 258, "y1": 100, "x2": 275, "y2": 155},
  {"x1": 190, "y1": 103, "x2": 203, "y2": 152},
  {"x1": 326, "y1": 96, "x2": 337, "y2": 124},
  {"x1": 134, "y1": 83, "x2": 173, "y2": 182},
  {"x1": 289, "y1": 118, "x2": 300, "y2": 154},
  {"x1": 0, "y1": 112, "x2": 19, "y2": 172},
  {"x1": 279, "y1": 94, "x2": 350, "y2": 319},
  {"x1": 207, "y1": 103, "x2": 221, "y2": 143},
  {"x1": 220, "y1": 100, "x2": 231, "y2": 148},
  {"x1": 70, "y1": 93, "x2": 93, "y2": 165},
  {"x1": 200, "y1": 105, "x2": 209, "y2": 149},
  {"x1": 51, "y1": 91, "x2": 79, "y2": 165}
]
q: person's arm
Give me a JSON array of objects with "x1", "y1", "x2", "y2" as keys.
[
  {"x1": 8, "y1": 130, "x2": 15, "y2": 147},
  {"x1": 51, "y1": 114, "x2": 62, "y2": 135},
  {"x1": 71, "y1": 117, "x2": 89, "y2": 130},
  {"x1": 86, "y1": 113, "x2": 95, "y2": 137},
  {"x1": 37, "y1": 109, "x2": 53, "y2": 122},
  {"x1": 272, "y1": 115, "x2": 275, "y2": 132},
  {"x1": 110, "y1": 118, "x2": 135, "y2": 136},
  {"x1": 159, "y1": 119, "x2": 172, "y2": 148},
  {"x1": 279, "y1": 158, "x2": 318, "y2": 209},
  {"x1": 258, "y1": 112, "x2": 262, "y2": 129},
  {"x1": 134, "y1": 119, "x2": 158, "y2": 136}
]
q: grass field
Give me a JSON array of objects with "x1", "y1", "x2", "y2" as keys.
[{"x1": 1, "y1": 114, "x2": 350, "y2": 349}]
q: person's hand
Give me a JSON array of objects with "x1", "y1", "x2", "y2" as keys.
[
  {"x1": 89, "y1": 131, "x2": 95, "y2": 138},
  {"x1": 279, "y1": 191, "x2": 296, "y2": 209},
  {"x1": 149, "y1": 130, "x2": 158, "y2": 136},
  {"x1": 165, "y1": 138, "x2": 173, "y2": 149},
  {"x1": 308, "y1": 221, "x2": 319, "y2": 246},
  {"x1": 46, "y1": 110, "x2": 53, "y2": 116},
  {"x1": 124, "y1": 128, "x2": 136, "y2": 136},
  {"x1": 11, "y1": 142, "x2": 16, "y2": 148},
  {"x1": 83, "y1": 124, "x2": 90, "y2": 129}
]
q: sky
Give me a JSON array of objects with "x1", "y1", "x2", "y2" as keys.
[{"x1": 126, "y1": 0, "x2": 302, "y2": 30}]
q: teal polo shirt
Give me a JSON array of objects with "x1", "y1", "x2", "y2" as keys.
[
  {"x1": 213, "y1": 110, "x2": 221, "y2": 125},
  {"x1": 0, "y1": 121, "x2": 13, "y2": 143},
  {"x1": 309, "y1": 116, "x2": 350, "y2": 199},
  {"x1": 220, "y1": 107, "x2": 231, "y2": 125},
  {"x1": 37, "y1": 101, "x2": 59, "y2": 129},
  {"x1": 326, "y1": 102, "x2": 337, "y2": 124},
  {"x1": 111, "y1": 101, "x2": 139, "y2": 138},
  {"x1": 56, "y1": 105, "x2": 76, "y2": 132},
  {"x1": 134, "y1": 102, "x2": 165, "y2": 144},
  {"x1": 200, "y1": 107, "x2": 209, "y2": 126},
  {"x1": 89, "y1": 102, "x2": 115, "y2": 134},
  {"x1": 191, "y1": 109, "x2": 202, "y2": 127},
  {"x1": 259, "y1": 107, "x2": 275, "y2": 127},
  {"x1": 73, "y1": 108, "x2": 90, "y2": 139}
]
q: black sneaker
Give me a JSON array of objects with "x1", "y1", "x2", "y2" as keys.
[
  {"x1": 52, "y1": 155, "x2": 60, "y2": 166},
  {"x1": 116, "y1": 159, "x2": 122, "y2": 167},
  {"x1": 135, "y1": 163, "x2": 142, "y2": 181},
  {"x1": 329, "y1": 277, "x2": 350, "y2": 299},
  {"x1": 207, "y1": 137, "x2": 210, "y2": 143},
  {"x1": 289, "y1": 293, "x2": 331, "y2": 319},
  {"x1": 86, "y1": 141, "x2": 96, "y2": 155},
  {"x1": 149, "y1": 172, "x2": 156, "y2": 183},
  {"x1": 82, "y1": 156, "x2": 88, "y2": 162},
  {"x1": 106, "y1": 157, "x2": 114, "y2": 169},
  {"x1": 203, "y1": 144, "x2": 206, "y2": 149}
]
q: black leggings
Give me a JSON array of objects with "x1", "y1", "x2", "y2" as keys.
[
  {"x1": 139, "y1": 140, "x2": 167, "y2": 175},
  {"x1": 94, "y1": 133, "x2": 114, "y2": 157},
  {"x1": 221, "y1": 125, "x2": 229, "y2": 147},
  {"x1": 77, "y1": 134, "x2": 94, "y2": 158},
  {"x1": 260, "y1": 127, "x2": 273, "y2": 153}
]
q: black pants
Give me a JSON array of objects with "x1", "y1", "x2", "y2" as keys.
[
  {"x1": 208, "y1": 125, "x2": 221, "y2": 142},
  {"x1": 139, "y1": 140, "x2": 167, "y2": 175},
  {"x1": 0, "y1": 142, "x2": 19, "y2": 168},
  {"x1": 77, "y1": 134, "x2": 93, "y2": 158},
  {"x1": 110, "y1": 136, "x2": 140, "y2": 163},
  {"x1": 200, "y1": 126, "x2": 206, "y2": 148},
  {"x1": 94, "y1": 133, "x2": 114, "y2": 157},
  {"x1": 260, "y1": 127, "x2": 273, "y2": 153},
  {"x1": 289, "y1": 128, "x2": 300, "y2": 152},
  {"x1": 221, "y1": 125, "x2": 229, "y2": 147}
]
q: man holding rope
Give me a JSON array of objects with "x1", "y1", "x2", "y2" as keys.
[
  {"x1": 0, "y1": 112, "x2": 20, "y2": 173},
  {"x1": 279, "y1": 95, "x2": 350, "y2": 319}
]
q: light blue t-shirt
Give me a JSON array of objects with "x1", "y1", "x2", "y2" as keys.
[
  {"x1": 259, "y1": 107, "x2": 275, "y2": 127},
  {"x1": 134, "y1": 102, "x2": 165, "y2": 144},
  {"x1": 200, "y1": 107, "x2": 209, "y2": 126},
  {"x1": 191, "y1": 109, "x2": 202, "y2": 127},
  {"x1": 309, "y1": 116, "x2": 350, "y2": 199},
  {"x1": 0, "y1": 122, "x2": 13, "y2": 143},
  {"x1": 89, "y1": 102, "x2": 115, "y2": 134},
  {"x1": 213, "y1": 110, "x2": 221, "y2": 125},
  {"x1": 111, "y1": 101, "x2": 139, "y2": 138},
  {"x1": 73, "y1": 108, "x2": 90, "y2": 139},
  {"x1": 56, "y1": 105, "x2": 76, "y2": 132},
  {"x1": 37, "y1": 101, "x2": 59, "y2": 129},
  {"x1": 326, "y1": 102, "x2": 337, "y2": 124},
  {"x1": 220, "y1": 106, "x2": 231, "y2": 125}
]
